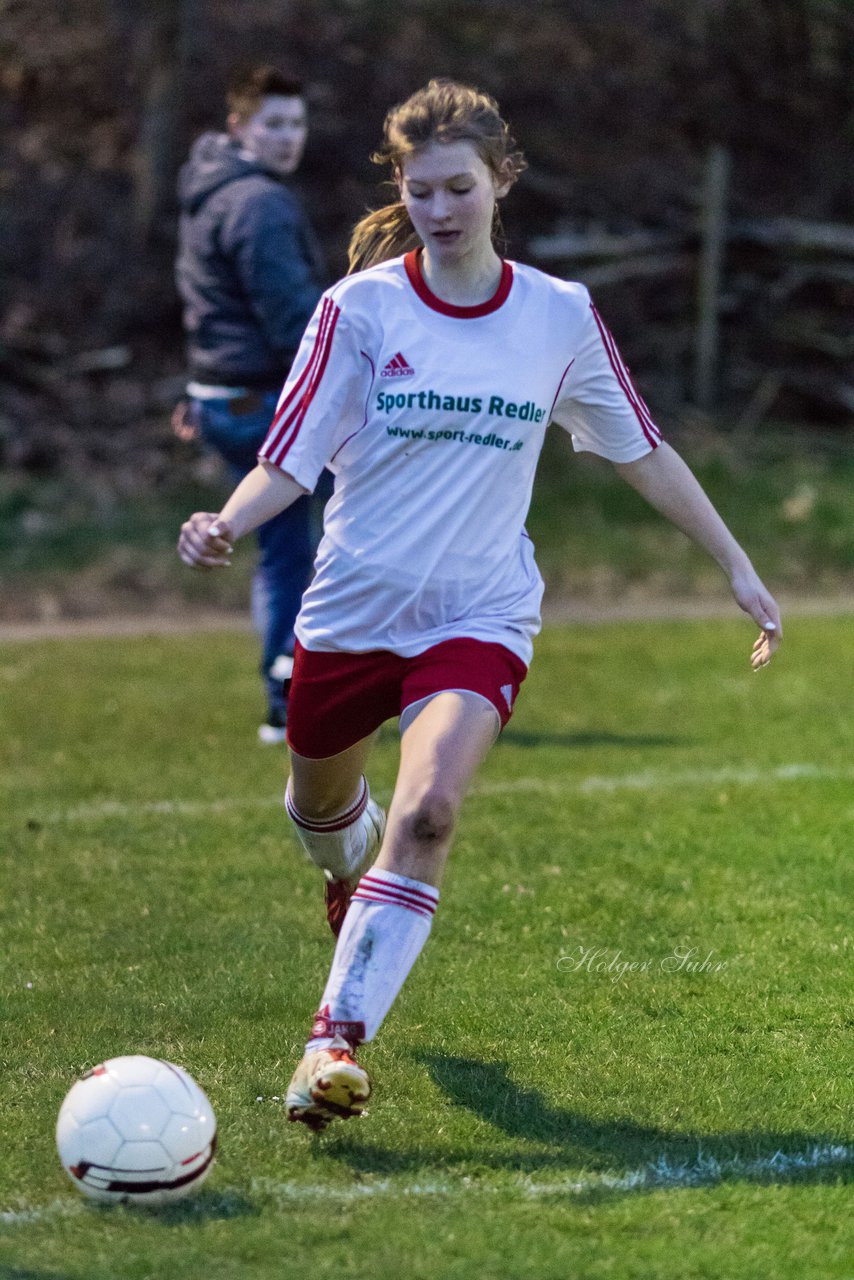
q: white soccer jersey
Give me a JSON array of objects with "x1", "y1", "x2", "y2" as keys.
[{"x1": 259, "y1": 249, "x2": 662, "y2": 664}]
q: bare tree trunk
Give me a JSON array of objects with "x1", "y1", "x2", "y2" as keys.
[{"x1": 125, "y1": 0, "x2": 202, "y2": 244}]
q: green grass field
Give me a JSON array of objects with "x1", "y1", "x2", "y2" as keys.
[
  {"x1": 1, "y1": 615, "x2": 852, "y2": 1279},
  {"x1": 3, "y1": 427, "x2": 853, "y2": 618}
]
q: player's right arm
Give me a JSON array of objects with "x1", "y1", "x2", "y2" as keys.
[
  {"x1": 177, "y1": 463, "x2": 306, "y2": 569},
  {"x1": 178, "y1": 287, "x2": 371, "y2": 570}
]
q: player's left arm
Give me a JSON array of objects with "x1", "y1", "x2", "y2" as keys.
[{"x1": 614, "y1": 442, "x2": 781, "y2": 669}]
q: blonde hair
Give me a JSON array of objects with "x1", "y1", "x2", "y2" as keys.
[{"x1": 347, "y1": 79, "x2": 526, "y2": 274}]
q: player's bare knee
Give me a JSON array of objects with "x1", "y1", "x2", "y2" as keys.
[{"x1": 403, "y1": 792, "x2": 456, "y2": 847}]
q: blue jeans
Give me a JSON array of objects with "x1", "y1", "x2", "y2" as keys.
[{"x1": 193, "y1": 390, "x2": 322, "y2": 721}]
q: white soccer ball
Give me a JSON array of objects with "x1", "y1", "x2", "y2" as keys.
[{"x1": 56, "y1": 1055, "x2": 217, "y2": 1206}]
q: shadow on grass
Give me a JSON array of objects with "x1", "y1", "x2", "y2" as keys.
[
  {"x1": 497, "y1": 730, "x2": 687, "y2": 750},
  {"x1": 325, "y1": 1055, "x2": 852, "y2": 1197},
  {"x1": 115, "y1": 1187, "x2": 257, "y2": 1226}
]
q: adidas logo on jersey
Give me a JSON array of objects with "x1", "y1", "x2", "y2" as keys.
[{"x1": 380, "y1": 352, "x2": 415, "y2": 378}]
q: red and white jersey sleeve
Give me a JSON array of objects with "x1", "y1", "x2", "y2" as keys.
[
  {"x1": 550, "y1": 292, "x2": 661, "y2": 462},
  {"x1": 258, "y1": 292, "x2": 374, "y2": 491}
]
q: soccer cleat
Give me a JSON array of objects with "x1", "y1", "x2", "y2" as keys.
[
  {"x1": 323, "y1": 877, "x2": 353, "y2": 939},
  {"x1": 323, "y1": 798, "x2": 386, "y2": 937},
  {"x1": 285, "y1": 1035, "x2": 372, "y2": 1130}
]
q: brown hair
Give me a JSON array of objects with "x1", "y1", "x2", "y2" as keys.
[
  {"x1": 347, "y1": 78, "x2": 526, "y2": 274},
  {"x1": 227, "y1": 66, "x2": 305, "y2": 123}
]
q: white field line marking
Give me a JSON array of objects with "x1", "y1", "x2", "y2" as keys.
[
  {"x1": 509, "y1": 762, "x2": 854, "y2": 796},
  {"x1": 35, "y1": 763, "x2": 854, "y2": 825},
  {"x1": 5, "y1": 1144, "x2": 849, "y2": 1225},
  {"x1": 44, "y1": 796, "x2": 281, "y2": 823},
  {"x1": 252, "y1": 1142, "x2": 854, "y2": 1202},
  {"x1": 0, "y1": 1196, "x2": 87, "y2": 1226},
  {"x1": 519, "y1": 1143, "x2": 854, "y2": 1196}
]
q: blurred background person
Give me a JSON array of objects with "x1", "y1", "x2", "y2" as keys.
[{"x1": 174, "y1": 65, "x2": 327, "y2": 743}]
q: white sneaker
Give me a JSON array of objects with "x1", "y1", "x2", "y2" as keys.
[
  {"x1": 258, "y1": 722, "x2": 288, "y2": 745},
  {"x1": 324, "y1": 799, "x2": 386, "y2": 936},
  {"x1": 285, "y1": 1035, "x2": 372, "y2": 1131},
  {"x1": 260, "y1": 654, "x2": 294, "y2": 745}
]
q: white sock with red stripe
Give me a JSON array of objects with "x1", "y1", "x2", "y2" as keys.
[
  {"x1": 285, "y1": 776, "x2": 373, "y2": 880},
  {"x1": 305, "y1": 868, "x2": 440, "y2": 1051}
]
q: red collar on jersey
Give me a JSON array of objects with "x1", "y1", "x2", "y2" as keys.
[{"x1": 404, "y1": 248, "x2": 513, "y2": 318}]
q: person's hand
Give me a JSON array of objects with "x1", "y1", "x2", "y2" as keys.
[
  {"x1": 728, "y1": 565, "x2": 782, "y2": 669},
  {"x1": 171, "y1": 400, "x2": 199, "y2": 443},
  {"x1": 178, "y1": 514, "x2": 233, "y2": 570}
]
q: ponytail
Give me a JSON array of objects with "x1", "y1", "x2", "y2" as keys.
[{"x1": 347, "y1": 201, "x2": 421, "y2": 274}]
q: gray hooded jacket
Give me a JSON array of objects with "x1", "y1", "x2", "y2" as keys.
[{"x1": 175, "y1": 133, "x2": 326, "y2": 387}]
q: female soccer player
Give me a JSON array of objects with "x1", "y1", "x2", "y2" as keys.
[{"x1": 179, "y1": 79, "x2": 781, "y2": 1130}]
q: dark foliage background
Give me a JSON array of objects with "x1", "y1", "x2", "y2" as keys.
[{"x1": 1, "y1": 0, "x2": 852, "y2": 483}]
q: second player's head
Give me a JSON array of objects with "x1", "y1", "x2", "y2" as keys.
[{"x1": 227, "y1": 65, "x2": 308, "y2": 177}]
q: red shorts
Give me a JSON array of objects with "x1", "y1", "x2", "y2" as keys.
[{"x1": 286, "y1": 637, "x2": 528, "y2": 759}]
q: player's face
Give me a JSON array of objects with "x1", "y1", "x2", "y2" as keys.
[
  {"x1": 231, "y1": 95, "x2": 308, "y2": 176},
  {"x1": 399, "y1": 140, "x2": 510, "y2": 264}
]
